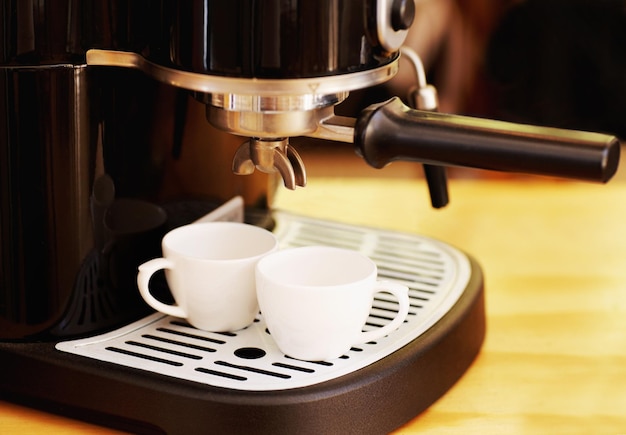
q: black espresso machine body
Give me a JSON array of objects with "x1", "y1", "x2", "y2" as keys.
[
  {"x1": 3, "y1": 0, "x2": 369, "y2": 340},
  {"x1": 0, "y1": 1, "x2": 620, "y2": 434}
]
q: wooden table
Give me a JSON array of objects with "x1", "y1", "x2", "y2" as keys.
[{"x1": 2, "y1": 172, "x2": 626, "y2": 434}]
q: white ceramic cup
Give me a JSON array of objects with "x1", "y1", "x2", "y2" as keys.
[
  {"x1": 137, "y1": 222, "x2": 278, "y2": 332},
  {"x1": 256, "y1": 246, "x2": 410, "y2": 361}
]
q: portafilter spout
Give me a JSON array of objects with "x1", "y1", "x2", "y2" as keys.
[{"x1": 232, "y1": 138, "x2": 307, "y2": 190}]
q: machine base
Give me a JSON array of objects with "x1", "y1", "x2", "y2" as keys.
[
  {"x1": 0, "y1": 215, "x2": 485, "y2": 434},
  {"x1": 0, "y1": 263, "x2": 483, "y2": 435}
]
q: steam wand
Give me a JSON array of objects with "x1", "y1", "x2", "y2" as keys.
[{"x1": 402, "y1": 47, "x2": 449, "y2": 208}]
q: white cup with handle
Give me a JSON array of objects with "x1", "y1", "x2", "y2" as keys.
[
  {"x1": 256, "y1": 246, "x2": 410, "y2": 361},
  {"x1": 137, "y1": 221, "x2": 278, "y2": 332}
]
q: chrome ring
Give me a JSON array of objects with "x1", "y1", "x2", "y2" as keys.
[
  {"x1": 206, "y1": 92, "x2": 348, "y2": 112},
  {"x1": 86, "y1": 49, "x2": 399, "y2": 98}
]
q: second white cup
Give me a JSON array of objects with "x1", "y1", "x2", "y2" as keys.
[
  {"x1": 137, "y1": 222, "x2": 278, "y2": 332},
  {"x1": 256, "y1": 246, "x2": 410, "y2": 361}
]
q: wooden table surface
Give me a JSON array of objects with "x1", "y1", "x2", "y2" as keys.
[{"x1": 2, "y1": 169, "x2": 626, "y2": 434}]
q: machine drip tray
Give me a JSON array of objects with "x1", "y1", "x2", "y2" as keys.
[{"x1": 0, "y1": 213, "x2": 485, "y2": 435}]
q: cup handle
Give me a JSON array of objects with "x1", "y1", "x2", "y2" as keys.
[
  {"x1": 356, "y1": 281, "x2": 410, "y2": 345},
  {"x1": 137, "y1": 258, "x2": 186, "y2": 318}
]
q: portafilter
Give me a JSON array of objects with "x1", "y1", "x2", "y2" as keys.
[{"x1": 86, "y1": 0, "x2": 620, "y2": 202}]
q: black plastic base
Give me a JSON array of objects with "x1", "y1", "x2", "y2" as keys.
[{"x1": 0, "y1": 257, "x2": 485, "y2": 435}]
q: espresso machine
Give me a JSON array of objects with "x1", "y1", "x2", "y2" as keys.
[{"x1": 0, "y1": 1, "x2": 621, "y2": 434}]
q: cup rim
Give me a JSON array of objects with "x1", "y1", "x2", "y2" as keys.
[
  {"x1": 256, "y1": 245, "x2": 377, "y2": 288},
  {"x1": 163, "y1": 221, "x2": 278, "y2": 261}
]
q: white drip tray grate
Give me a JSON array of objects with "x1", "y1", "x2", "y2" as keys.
[{"x1": 57, "y1": 212, "x2": 470, "y2": 391}]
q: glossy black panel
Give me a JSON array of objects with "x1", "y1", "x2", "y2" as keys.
[
  {"x1": 0, "y1": 65, "x2": 180, "y2": 340},
  {"x1": 0, "y1": 0, "x2": 163, "y2": 64},
  {"x1": 2, "y1": 0, "x2": 390, "y2": 77},
  {"x1": 0, "y1": 65, "x2": 94, "y2": 338},
  {"x1": 0, "y1": 0, "x2": 82, "y2": 63},
  {"x1": 167, "y1": 0, "x2": 393, "y2": 78}
]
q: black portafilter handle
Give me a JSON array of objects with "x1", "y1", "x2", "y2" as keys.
[{"x1": 354, "y1": 97, "x2": 621, "y2": 183}]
